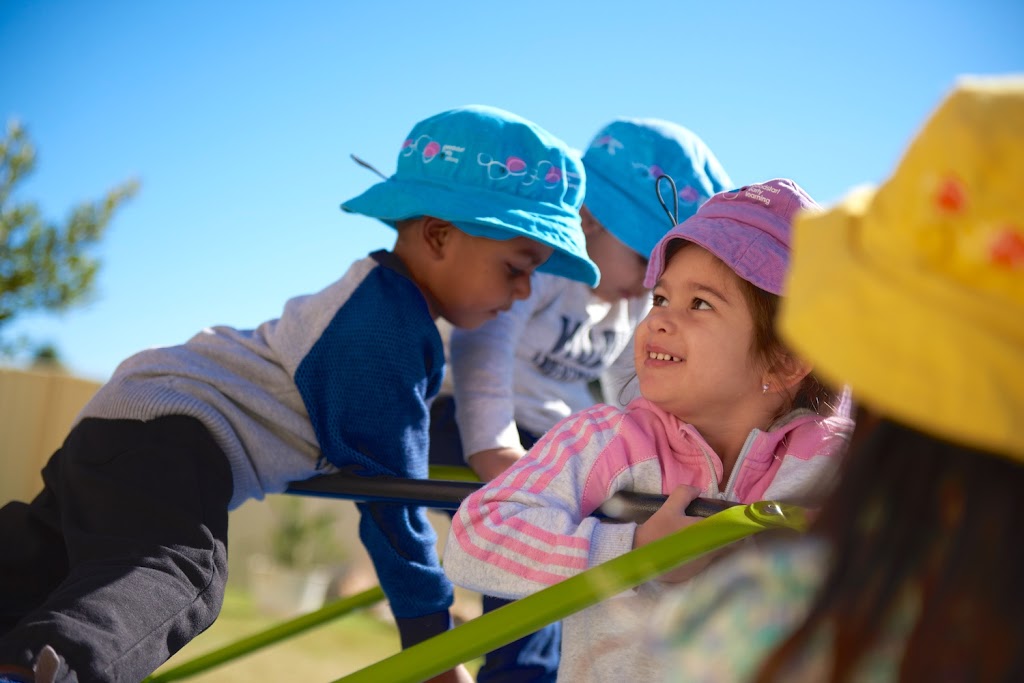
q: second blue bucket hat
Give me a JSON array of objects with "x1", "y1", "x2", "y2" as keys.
[
  {"x1": 342, "y1": 105, "x2": 599, "y2": 287},
  {"x1": 583, "y1": 118, "x2": 733, "y2": 259}
]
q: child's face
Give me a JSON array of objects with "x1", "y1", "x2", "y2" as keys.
[
  {"x1": 634, "y1": 244, "x2": 764, "y2": 426},
  {"x1": 581, "y1": 206, "x2": 649, "y2": 303},
  {"x1": 432, "y1": 230, "x2": 553, "y2": 329}
]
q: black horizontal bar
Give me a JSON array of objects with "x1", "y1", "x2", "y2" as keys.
[{"x1": 285, "y1": 474, "x2": 735, "y2": 521}]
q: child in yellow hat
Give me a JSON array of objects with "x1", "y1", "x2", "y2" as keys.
[{"x1": 653, "y1": 75, "x2": 1024, "y2": 681}]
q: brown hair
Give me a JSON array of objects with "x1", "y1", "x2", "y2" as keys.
[
  {"x1": 755, "y1": 419, "x2": 1024, "y2": 681},
  {"x1": 737, "y1": 275, "x2": 837, "y2": 417}
]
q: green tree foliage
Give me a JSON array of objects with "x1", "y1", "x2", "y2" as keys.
[
  {"x1": 0, "y1": 119, "x2": 139, "y2": 351},
  {"x1": 268, "y1": 496, "x2": 348, "y2": 569}
]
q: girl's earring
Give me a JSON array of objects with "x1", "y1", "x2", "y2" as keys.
[{"x1": 762, "y1": 382, "x2": 770, "y2": 395}]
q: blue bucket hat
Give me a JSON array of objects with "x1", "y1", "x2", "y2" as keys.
[
  {"x1": 341, "y1": 105, "x2": 599, "y2": 287},
  {"x1": 583, "y1": 118, "x2": 733, "y2": 259}
]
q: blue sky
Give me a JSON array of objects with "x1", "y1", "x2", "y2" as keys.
[{"x1": 2, "y1": 1, "x2": 1021, "y2": 381}]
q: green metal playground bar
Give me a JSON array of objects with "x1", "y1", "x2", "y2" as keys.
[{"x1": 144, "y1": 470, "x2": 806, "y2": 682}]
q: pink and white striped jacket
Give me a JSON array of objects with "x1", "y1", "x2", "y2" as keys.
[{"x1": 443, "y1": 397, "x2": 852, "y2": 682}]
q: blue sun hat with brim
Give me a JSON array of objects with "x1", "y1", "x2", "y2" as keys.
[
  {"x1": 583, "y1": 118, "x2": 733, "y2": 259},
  {"x1": 341, "y1": 105, "x2": 599, "y2": 287}
]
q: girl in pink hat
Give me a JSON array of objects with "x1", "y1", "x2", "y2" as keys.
[{"x1": 443, "y1": 179, "x2": 853, "y2": 682}]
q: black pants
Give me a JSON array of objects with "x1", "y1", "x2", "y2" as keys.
[
  {"x1": 0, "y1": 416, "x2": 233, "y2": 683},
  {"x1": 429, "y1": 395, "x2": 560, "y2": 683}
]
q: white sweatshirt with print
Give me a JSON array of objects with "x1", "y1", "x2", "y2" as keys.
[{"x1": 450, "y1": 271, "x2": 649, "y2": 454}]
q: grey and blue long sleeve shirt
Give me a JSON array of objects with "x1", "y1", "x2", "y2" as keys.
[{"x1": 78, "y1": 250, "x2": 451, "y2": 627}]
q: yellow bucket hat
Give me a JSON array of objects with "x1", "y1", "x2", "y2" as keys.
[{"x1": 779, "y1": 75, "x2": 1024, "y2": 462}]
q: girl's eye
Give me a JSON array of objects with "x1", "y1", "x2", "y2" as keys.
[
  {"x1": 691, "y1": 298, "x2": 712, "y2": 311},
  {"x1": 507, "y1": 264, "x2": 525, "y2": 278},
  {"x1": 651, "y1": 293, "x2": 668, "y2": 307}
]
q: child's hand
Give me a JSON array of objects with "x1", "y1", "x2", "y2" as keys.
[
  {"x1": 467, "y1": 446, "x2": 526, "y2": 482},
  {"x1": 633, "y1": 484, "x2": 702, "y2": 548},
  {"x1": 632, "y1": 484, "x2": 716, "y2": 583},
  {"x1": 425, "y1": 663, "x2": 475, "y2": 683}
]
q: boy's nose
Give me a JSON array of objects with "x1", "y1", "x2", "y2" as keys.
[
  {"x1": 626, "y1": 282, "x2": 649, "y2": 299},
  {"x1": 512, "y1": 274, "x2": 532, "y2": 300}
]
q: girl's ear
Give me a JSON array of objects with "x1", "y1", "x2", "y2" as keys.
[
  {"x1": 421, "y1": 216, "x2": 455, "y2": 258},
  {"x1": 765, "y1": 351, "x2": 813, "y2": 394}
]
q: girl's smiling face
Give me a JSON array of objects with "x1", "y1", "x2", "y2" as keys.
[{"x1": 634, "y1": 242, "x2": 766, "y2": 429}]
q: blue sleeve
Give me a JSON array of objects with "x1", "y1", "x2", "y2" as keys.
[{"x1": 294, "y1": 267, "x2": 451, "y2": 620}]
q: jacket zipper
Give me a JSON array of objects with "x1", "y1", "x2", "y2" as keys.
[
  {"x1": 693, "y1": 441, "x2": 722, "y2": 498},
  {"x1": 722, "y1": 429, "x2": 761, "y2": 500}
]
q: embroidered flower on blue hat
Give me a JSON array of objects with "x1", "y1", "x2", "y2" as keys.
[{"x1": 341, "y1": 105, "x2": 599, "y2": 287}]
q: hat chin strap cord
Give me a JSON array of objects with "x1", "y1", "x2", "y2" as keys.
[
  {"x1": 655, "y1": 173, "x2": 680, "y2": 226},
  {"x1": 350, "y1": 153, "x2": 389, "y2": 180}
]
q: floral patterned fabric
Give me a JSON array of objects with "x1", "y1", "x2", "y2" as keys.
[{"x1": 651, "y1": 538, "x2": 916, "y2": 682}]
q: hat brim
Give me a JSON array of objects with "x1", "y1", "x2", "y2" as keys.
[
  {"x1": 779, "y1": 187, "x2": 1023, "y2": 459},
  {"x1": 342, "y1": 177, "x2": 599, "y2": 287}
]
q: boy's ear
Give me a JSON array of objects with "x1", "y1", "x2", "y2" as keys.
[
  {"x1": 421, "y1": 216, "x2": 455, "y2": 258},
  {"x1": 766, "y1": 352, "x2": 813, "y2": 393},
  {"x1": 579, "y1": 206, "x2": 604, "y2": 237}
]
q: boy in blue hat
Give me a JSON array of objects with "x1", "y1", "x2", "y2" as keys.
[
  {"x1": 431, "y1": 117, "x2": 731, "y2": 682},
  {"x1": 0, "y1": 105, "x2": 597, "y2": 683}
]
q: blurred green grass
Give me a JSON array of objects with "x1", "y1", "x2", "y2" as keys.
[{"x1": 151, "y1": 586, "x2": 402, "y2": 682}]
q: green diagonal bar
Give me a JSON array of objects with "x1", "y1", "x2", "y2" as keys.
[
  {"x1": 145, "y1": 470, "x2": 476, "y2": 682},
  {"x1": 335, "y1": 501, "x2": 807, "y2": 683},
  {"x1": 427, "y1": 465, "x2": 480, "y2": 482},
  {"x1": 144, "y1": 586, "x2": 385, "y2": 682}
]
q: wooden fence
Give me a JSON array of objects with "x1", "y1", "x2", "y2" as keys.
[{"x1": 0, "y1": 367, "x2": 101, "y2": 504}]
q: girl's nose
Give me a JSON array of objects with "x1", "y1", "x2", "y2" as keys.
[
  {"x1": 643, "y1": 307, "x2": 670, "y2": 333},
  {"x1": 646, "y1": 315, "x2": 665, "y2": 334}
]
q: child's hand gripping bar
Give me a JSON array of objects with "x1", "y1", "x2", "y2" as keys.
[{"x1": 334, "y1": 500, "x2": 808, "y2": 683}]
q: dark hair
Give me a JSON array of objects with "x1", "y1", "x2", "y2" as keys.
[
  {"x1": 394, "y1": 217, "x2": 425, "y2": 231},
  {"x1": 755, "y1": 419, "x2": 1024, "y2": 682}
]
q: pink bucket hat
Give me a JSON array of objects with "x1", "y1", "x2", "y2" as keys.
[{"x1": 643, "y1": 178, "x2": 820, "y2": 295}]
